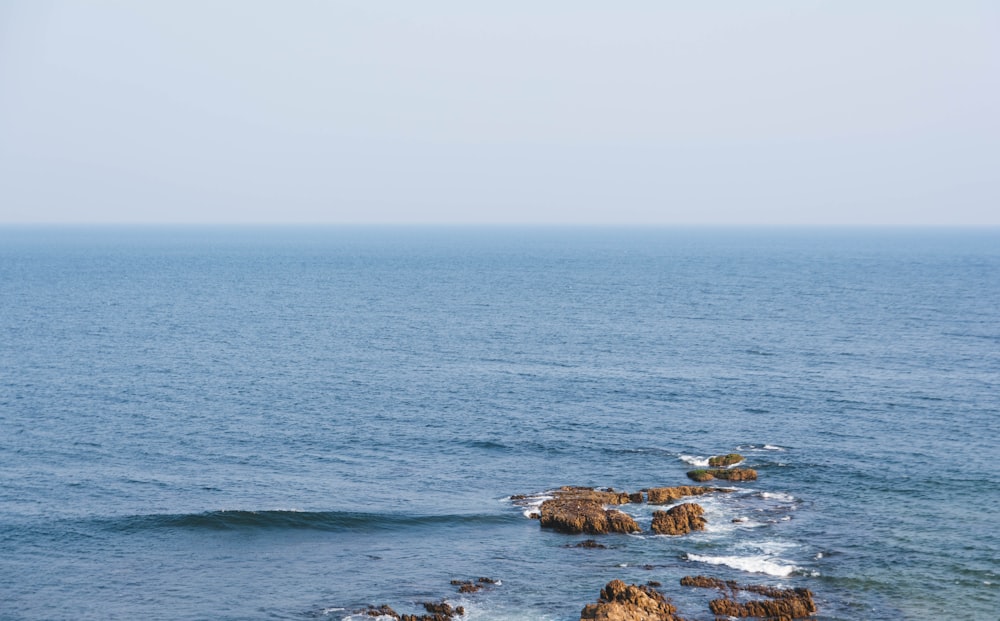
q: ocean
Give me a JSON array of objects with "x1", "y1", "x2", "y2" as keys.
[{"x1": 0, "y1": 226, "x2": 997, "y2": 620}]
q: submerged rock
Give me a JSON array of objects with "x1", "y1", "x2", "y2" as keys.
[
  {"x1": 579, "y1": 579, "x2": 684, "y2": 621},
  {"x1": 651, "y1": 503, "x2": 706, "y2": 535},
  {"x1": 570, "y1": 539, "x2": 608, "y2": 549}
]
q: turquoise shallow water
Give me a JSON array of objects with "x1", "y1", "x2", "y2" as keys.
[{"x1": 1, "y1": 226, "x2": 997, "y2": 620}]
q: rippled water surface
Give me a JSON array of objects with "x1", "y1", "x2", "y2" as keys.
[{"x1": 1, "y1": 227, "x2": 997, "y2": 620}]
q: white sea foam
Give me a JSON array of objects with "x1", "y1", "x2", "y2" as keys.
[
  {"x1": 679, "y1": 455, "x2": 709, "y2": 467},
  {"x1": 685, "y1": 553, "x2": 800, "y2": 577},
  {"x1": 764, "y1": 444, "x2": 785, "y2": 451},
  {"x1": 760, "y1": 491, "x2": 795, "y2": 502}
]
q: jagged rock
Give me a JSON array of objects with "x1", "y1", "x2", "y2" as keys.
[
  {"x1": 579, "y1": 579, "x2": 683, "y2": 621},
  {"x1": 679, "y1": 575, "x2": 736, "y2": 591},
  {"x1": 708, "y1": 453, "x2": 744, "y2": 467},
  {"x1": 644, "y1": 486, "x2": 724, "y2": 504},
  {"x1": 708, "y1": 588, "x2": 816, "y2": 620},
  {"x1": 651, "y1": 503, "x2": 706, "y2": 535},
  {"x1": 539, "y1": 488, "x2": 639, "y2": 534},
  {"x1": 365, "y1": 604, "x2": 399, "y2": 617},
  {"x1": 686, "y1": 468, "x2": 757, "y2": 482}
]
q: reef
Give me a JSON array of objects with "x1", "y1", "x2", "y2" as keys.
[
  {"x1": 686, "y1": 468, "x2": 757, "y2": 482},
  {"x1": 651, "y1": 503, "x2": 706, "y2": 536},
  {"x1": 579, "y1": 580, "x2": 685, "y2": 621}
]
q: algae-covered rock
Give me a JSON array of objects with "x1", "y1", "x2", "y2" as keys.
[
  {"x1": 685, "y1": 468, "x2": 757, "y2": 482},
  {"x1": 685, "y1": 469, "x2": 715, "y2": 482},
  {"x1": 708, "y1": 453, "x2": 744, "y2": 467}
]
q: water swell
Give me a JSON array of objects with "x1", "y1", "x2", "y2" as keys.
[{"x1": 99, "y1": 509, "x2": 520, "y2": 533}]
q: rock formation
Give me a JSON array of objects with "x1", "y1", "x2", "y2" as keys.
[
  {"x1": 686, "y1": 468, "x2": 757, "y2": 482},
  {"x1": 579, "y1": 580, "x2": 684, "y2": 621},
  {"x1": 539, "y1": 488, "x2": 639, "y2": 535},
  {"x1": 651, "y1": 503, "x2": 706, "y2": 535},
  {"x1": 680, "y1": 576, "x2": 817, "y2": 620},
  {"x1": 708, "y1": 588, "x2": 816, "y2": 620},
  {"x1": 644, "y1": 485, "x2": 724, "y2": 504}
]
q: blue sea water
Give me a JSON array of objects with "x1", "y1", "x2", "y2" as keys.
[{"x1": 0, "y1": 226, "x2": 997, "y2": 621}]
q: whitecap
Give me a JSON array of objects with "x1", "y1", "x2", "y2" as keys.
[
  {"x1": 763, "y1": 445, "x2": 785, "y2": 451},
  {"x1": 679, "y1": 455, "x2": 709, "y2": 467},
  {"x1": 685, "y1": 553, "x2": 800, "y2": 577},
  {"x1": 759, "y1": 491, "x2": 795, "y2": 502}
]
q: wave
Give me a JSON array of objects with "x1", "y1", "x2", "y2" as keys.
[
  {"x1": 95, "y1": 510, "x2": 520, "y2": 533},
  {"x1": 679, "y1": 455, "x2": 710, "y2": 467},
  {"x1": 685, "y1": 552, "x2": 804, "y2": 577}
]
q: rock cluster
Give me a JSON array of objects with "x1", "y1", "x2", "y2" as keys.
[
  {"x1": 362, "y1": 601, "x2": 462, "y2": 621},
  {"x1": 532, "y1": 486, "x2": 728, "y2": 535},
  {"x1": 579, "y1": 580, "x2": 684, "y2": 621},
  {"x1": 359, "y1": 578, "x2": 499, "y2": 619},
  {"x1": 681, "y1": 575, "x2": 817, "y2": 620},
  {"x1": 650, "y1": 503, "x2": 706, "y2": 536},
  {"x1": 450, "y1": 577, "x2": 498, "y2": 593},
  {"x1": 686, "y1": 468, "x2": 757, "y2": 482}
]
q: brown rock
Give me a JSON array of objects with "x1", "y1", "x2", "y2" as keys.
[
  {"x1": 645, "y1": 486, "x2": 723, "y2": 504},
  {"x1": 571, "y1": 539, "x2": 608, "y2": 549},
  {"x1": 685, "y1": 468, "x2": 757, "y2": 482},
  {"x1": 651, "y1": 503, "x2": 706, "y2": 536},
  {"x1": 539, "y1": 488, "x2": 639, "y2": 534},
  {"x1": 679, "y1": 575, "x2": 736, "y2": 591},
  {"x1": 580, "y1": 579, "x2": 683, "y2": 621},
  {"x1": 709, "y1": 588, "x2": 816, "y2": 620}
]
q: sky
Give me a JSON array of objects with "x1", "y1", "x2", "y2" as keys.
[{"x1": 0, "y1": 1, "x2": 997, "y2": 226}]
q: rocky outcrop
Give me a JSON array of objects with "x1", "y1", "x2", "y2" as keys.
[
  {"x1": 708, "y1": 453, "x2": 744, "y2": 467},
  {"x1": 651, "y1": 503, "x2": 706, "y2": 535},
  {"x1": 539, "y1": 488, "x2": 639, "y2": 535},
  {"x1": 679, "y1": 575, "x2": 735, "y2": 591},
  {"x1": 708, "y1": 588, "x2": 816, "y2": 620},
  {"x1": 644, "y1": 485, "x2": 724, "y2": 504},
  {"x1": 680, "y1": 576, "x2": 817, "y2": 620},
  {"x1": 362, "y1": 601, "x2": 464, "y2": 620},
  {"x1": 686, "y1": 468, "x2": 757, "y2": 482},
  {"x1": 579, "y1": 580, "x2": 684, "y2": 621}
]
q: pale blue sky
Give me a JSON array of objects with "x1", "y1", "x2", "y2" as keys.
[{"x1": 1, "y1": 1, "x2": 997, "y2": 225}]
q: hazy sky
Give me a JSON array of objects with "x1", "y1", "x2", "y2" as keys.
[{"x1": 1, "y1": 1, "x2": 997, "y2": 225}]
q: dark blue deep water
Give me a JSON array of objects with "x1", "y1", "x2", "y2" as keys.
[{"x1": 1, "y1": 227, "x2": 997, "y2": 620}]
